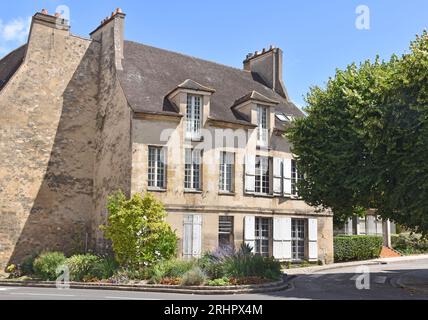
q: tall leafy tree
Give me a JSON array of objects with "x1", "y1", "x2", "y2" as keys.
[{"x1": 287, "y1": 32, "x2": 428, "y2": 233}]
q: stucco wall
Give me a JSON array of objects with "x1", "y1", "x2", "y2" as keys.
[{"x1": 0, "y1": 19, "x2": 99, "y2": 268}]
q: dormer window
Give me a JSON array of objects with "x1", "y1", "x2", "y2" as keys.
[
  {"x1": 186, "y1": 94, "x2": 202, "y2": 140},
  {"x1": 257, "y1": 105, "x2": 269, "y2": 147}
]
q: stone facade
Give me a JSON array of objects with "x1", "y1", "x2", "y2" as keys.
[{"x1": 0, "y1": 10, "x2": 334, "y2": 269}]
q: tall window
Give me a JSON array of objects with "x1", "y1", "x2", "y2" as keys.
[
  {"x1": 219, "y1": 152, "x2": 234, "y2": 192},
  {"x1": 291, "y1": 160, "x2": 303, "y2": 196},
  {"x1": 292, "y1": 219, "x2": 306, "y2": 261},
  {"x1": 255, "y1": 156, "x2": 270, "y2": 194},
  {"x1": 257, "y1": 105, "x2": 268, "y2": 146},
  {"x1": 255, "y1": 217, "x2": 271, "y2": 257},
  {"x1": 219, "y1": 216, "x2": 234, "y2": 250},
  {"x1": 148, "y1": 146, "x2": 165, "y2": 189},
  {"x1": 186, "y1": 94, "x2": 202, "y2": 139},
  {"x1": 185, "y1": 148, "x2": 202, "y2": 190}
]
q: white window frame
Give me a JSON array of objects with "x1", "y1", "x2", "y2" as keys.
[
  {"x1": 255, "y1": 156, "x2": 270, "y2": 195},
  {"x1": 219, "y1": 152, "x2": 234, "y2": 193},
  {"x1": 185, "y1": 148, "x2": 202, "y2": 191},
  {"x1": 148, "y1": 146, "x2": 166, "y2": 189},
  {"x1": 291, "y1": 159, "x2": 303, "y2": 196},
  {"x1": 257, "y1": 105, "x2": 269, "y2": 147},
  {"x1": 186, "y1": 94, "x2": 202, "y2": 140},
  {"x1": 255, "y1": 217, "x2": 272, "y2": 257},
  {"x1": 291, "y1": 219, "x2": 306, "y2": 261}
]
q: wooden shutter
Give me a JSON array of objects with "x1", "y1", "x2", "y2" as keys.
[
  {"x1": 273, "y1": 217, "x2": 292, "y2": 260},
  {"x1": 245, "y1": 155, "x2": 256, "y2": 194},
  {"x1": 308, "y1": 218, "x2": 318, "y2": 261},
  {"x1": 273, "y1": 158, "x2": 283, "y2": 195},
  {"x1": 244, "y1": 216, "x2": 255, "y2": 252},
  {"x1": 192, "y1": 215, "x2": 202, "y2": 258},
  {"x1": 183, "y1": 215, "x2": 193, "y2": 259},
  {"x1": 283, "y1": 158, "x2": 292, "y2": 196}
]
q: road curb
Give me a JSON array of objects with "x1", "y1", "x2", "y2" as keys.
[{"x1": 0, "y1": 277, "x2": 291, "y2": 295}]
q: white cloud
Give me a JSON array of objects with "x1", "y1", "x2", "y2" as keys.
[
  {"x1": 0, "y1": 17, "x2": 31, "y2": 42},
  {"x1": 0, "y1": 17, "x2": 31, "y2": 57}
]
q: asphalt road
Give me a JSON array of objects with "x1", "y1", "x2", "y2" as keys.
[{"x1": 0, "y1": 259, "x2": 427, "y2": 300}]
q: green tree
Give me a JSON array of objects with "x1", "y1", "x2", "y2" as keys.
[
  {"x1": 287, "y1": 32, "x2": 428, "y2": 233},
  {"x1": 101, "y1": 191, "x2": 178, "y2": 268}
]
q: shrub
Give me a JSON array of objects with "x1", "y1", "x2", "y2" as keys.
[
  {"x1": 223, "y1": 254, "x2": 282, "y2": 281},
  {"x1": 21, "y1": 253, "x2": 38, "y2": 276},
  {"x1": 334, "y1": 235, "x2": 383, "y2": 262},
  {"x1": 148, "y1": 259, "x2": 196, "y2": 284},
  {"x1": 207, "y1": 277, "x2": 230, "y2": 287},
  {"x1": 101, "y1": 192, "x2": 178, "y2": 268},
  {"x1": 110, "y1": 268, "x2": 146, "y2": 284},
  {"x1": 392, "y1": 234, "x2": 428, "y2": 255},
  {"x1": 181, "y1": 267, "x2": 206, "y2": 286},
  {"x1": 33, "y1": 252, "x2": 66, "y2": 281},
  {"x1": 198, "y1": 254, "x2": 226, "y2": 280},
  {"x1": 64, "y1": 254, "x2": 117, "y2": 282}
]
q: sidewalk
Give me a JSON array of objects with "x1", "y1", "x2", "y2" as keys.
[{"x1": 285, "y1": 254, "x2": 428, "y2": 275}]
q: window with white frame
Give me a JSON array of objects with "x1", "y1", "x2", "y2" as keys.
[
  {"x1": 257, "y1": 105, "x2": 269, "y2": 146},
  {"x1": 219, "y1": 152, "x2": 234, "y2": 193},
  {"x1": 148, "y1": 146, "x2": 166, "y2": 189},
  {"x1": 291, "y1": 159, "x2": 303, "y2": 196},
  {"x1": 186, "y1": 94, "x2": 202, "y2": 139},
  {"x1": 185, "y1": 148, "x2": 202, "y2": 190},
  {"x1": 255, "y1": 156, "x2": 270, "y2": 195},
  {"x1": 292, "y1": 219, "x2": 306, "y2": 261},
  {"x1": 255, "y1": 217, "x2": 271, "y2": 257}
]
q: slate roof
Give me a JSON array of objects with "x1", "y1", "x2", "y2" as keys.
[
  {"x1": 118, "y1": 41, "x2": 304, "y2": 130},
  {"x1": 0, "y1": 45, "x2": 27, "y2": 91}
]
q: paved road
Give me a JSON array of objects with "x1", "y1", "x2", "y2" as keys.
[{"x1": 0, "y1": 259, "x2": 427, "y2": 300}]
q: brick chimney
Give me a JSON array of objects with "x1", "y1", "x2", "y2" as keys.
[
  {"x1": 90, "y1": 8, "x2": 126, "y2": 70},
  {"x1": 244, "y1": 46, "x2": 288, "y2": 99}
]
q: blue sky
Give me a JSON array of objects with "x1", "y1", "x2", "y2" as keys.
[{"x1": 1, "y1": 1, "x2": 428, "y2": 107}]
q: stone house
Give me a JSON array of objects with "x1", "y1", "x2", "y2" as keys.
[{"x1": 0, "y1": 9, "x2": 334, "y2": 269}]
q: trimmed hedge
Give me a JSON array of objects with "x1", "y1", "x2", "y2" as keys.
[{"x1": 334, "y1": 235, "x2": 383, "y2": 262}]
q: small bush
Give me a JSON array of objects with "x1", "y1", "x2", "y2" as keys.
[
  {"x1": 334, "y1": 235, "x2": 383, "y2": 262},
  {"x1": 33, "y1": 252, "x2": 66, "y2": 281},
  {"x1": 110, "y1": 268, "x2": 146, "y2": 284},
  {"x1": 148, "y1": 259, "x2": 196, "y2": 284},
  {"x1": 181, "y1": 267, "x2": 206, "y2": 286},
  {"x1": 392, "y1": 234, "x2": 428, "y2": 255},
  {"x1": 207, "y1": 277, "x2": 230, "y2": 287},
  {"x1": 223, "y1": 254, "x2": 282, "y2": 281},
  {"x1": 21, "y1": 253, "x2": 38, "y2": 276},
  {"x1": 198, "y1": 254, "x2": 226, "y2": 279},
  {"x1": 65, "y1": 254, "x2": 117, "y2": 282}
]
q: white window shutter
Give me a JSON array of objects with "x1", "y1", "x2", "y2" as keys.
[
  {"x1": 183, "y1": 215, "x2": 193, "y2": 259},
  {"x1": 245, "y1": 155, "x2": 256, "y2": 193},
  {"x1": 192, "y1": 215, "x2": 202, "y2": 258},
  {"x1": 308, "y1": 218, "x2": 318, "y2": 261},
  {"x1": 273, "y1": 217, "x2": 292, "y2": 260},
  {"x1": 244, "y1": 216, "x2": 255, "y2": 252},
  {"x1": 273, "y1": 158, "x2": 283, "y2": 195},
  {"x1": 283, "y1": 159, "x2": 292, "y2": 196}
]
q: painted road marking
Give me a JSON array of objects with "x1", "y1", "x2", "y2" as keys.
[{"x1": 374, "y1": 276, "x2": 388, "y2": 284}]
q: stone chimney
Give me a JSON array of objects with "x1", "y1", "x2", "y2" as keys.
[
  {"x1": 243, "y1": 45, "x2": 288, "y2": 99},
  {"x1": 90, "y1": 8, "x2": 126, "y2": 70},
  {"x1": 30, "y1": 9, "x2": 70, "y2": 32}
]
